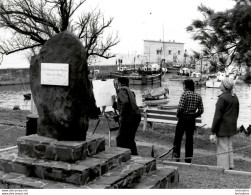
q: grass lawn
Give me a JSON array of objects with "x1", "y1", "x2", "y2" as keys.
[{"x1": 0, "y1": 109, "x2": 250, "y2": 189}]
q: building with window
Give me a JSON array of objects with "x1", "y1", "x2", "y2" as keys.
[{"x1": 143, "y1": 40, "x2": 185, "y2": 65}]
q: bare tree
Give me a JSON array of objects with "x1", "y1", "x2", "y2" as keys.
[{"x1": 0, "y1": 0, "x2": 119, "y2": 64}]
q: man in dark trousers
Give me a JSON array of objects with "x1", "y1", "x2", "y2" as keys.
[
  {"x1": 112, "y1": 77, "x2": 141, "y2": 155},
  {"x1": 172, "y1": 79, "x2": 204, "y2": 163}
]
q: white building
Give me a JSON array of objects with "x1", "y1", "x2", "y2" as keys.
[
  {"x1": 143, "y1": 40, "x2": 185, "y2": 65},
  {"x1": 91, "y1": 39, "x2": 185, "y2": 66}
]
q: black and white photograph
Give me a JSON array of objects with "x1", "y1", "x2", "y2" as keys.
[{"x1": 0, "y1": 0, "x2": 250, "y2": 192}]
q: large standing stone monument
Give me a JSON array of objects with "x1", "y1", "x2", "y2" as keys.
[{"x1": 30, "y1": 30, "x2": 97, "y2": 141}]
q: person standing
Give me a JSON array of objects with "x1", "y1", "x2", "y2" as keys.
[
  {"x1": 172, "y1": 79, "x2": 204, "y2": 163},
  {"x1": 112, "y1": 77, "x2": 141, "y2": 155},
  {"x1": 211, "y1": 78, "x2": 239, "y2": 170}
]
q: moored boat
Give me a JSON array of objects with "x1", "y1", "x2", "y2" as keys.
[
  {"x1": 110, "y1": 63, "x2": 163, "y2": 85},
  {"x1": 169, "y1": 67, "x2": 191, "y2": 81},
  {"x1": 142, "y1": 86, "x2": 169, "y2": 106},
  {"x1": 177, "y1": 68, "x2": 190, "y2": 76},
  {"x1": 205, "y1": 75, "x2": 221, "y2": 88},
  {"x1": 142, "y1": 86, "x2": 169, "y2": 99},
  {"x1": 190, "y1": 72, "x2": 201, "y2": 82},
  {"x1": 143, "y1": 97, "x2": 169, "y2": 106},
  {"x1": 125, "y1": 72, "x2": 162, "y2": 85},
  {"x1": 173, "y1": 62, "x2": 182, "y2": 68},
  {"x1": 206, "y1": 72, "x2": 239, "y2": 88}
]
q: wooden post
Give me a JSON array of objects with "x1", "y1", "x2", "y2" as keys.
[{"x1": 143, "y1": 110, "x2": 147, "y2": 131}]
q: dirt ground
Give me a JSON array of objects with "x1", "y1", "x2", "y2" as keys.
[
  {"x1": 90, "y1": 118, "x2": 251, "y2": 189},
  {"x1": 0, "y1": 109, "x2": 250, "y2": 188},
  {"x1": 90, "y1": 118, "x2": 251, "y2": 171}
]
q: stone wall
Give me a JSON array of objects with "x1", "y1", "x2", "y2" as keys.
[{"x1": 0, "y1": 68, "x2": 30, "y2": 85}]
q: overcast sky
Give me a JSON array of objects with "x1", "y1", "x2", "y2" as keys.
[
  {"x1": 84, "y1": 0, "x2": 235, "y2": 53},
  {"x1": 1, "y1": 0, "x2": 236, "y2": 68}
]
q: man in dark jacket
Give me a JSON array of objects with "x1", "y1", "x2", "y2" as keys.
[
  {"x1": 112, "y1": 77, "x2": 141, "y2": 155},
  {"x1": 172, "y1": 79, "x2": 204, "y2": 163},
  {"x1": 211, "y1": 78, "x2": 239, "y2": 169}
]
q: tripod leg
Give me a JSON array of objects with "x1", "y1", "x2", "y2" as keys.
[
  {"x1": 92, "y1": 119, "x2": 101, "y2": 135},
  {"x1": 109, "y1": 131, "x2": 111, "y2": 147}
]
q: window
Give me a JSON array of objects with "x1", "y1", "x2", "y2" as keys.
[
  {"x1": 156, "y1": 50, "x2": 162, "y2": 55},
  {"x1": 178, "y1": 50, "x2": 181, "y2": 55},
  {"x1": 168, "y1": 50, "x2": 172, "y2": 55}
]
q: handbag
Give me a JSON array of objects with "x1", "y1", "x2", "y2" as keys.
[{"x1": 209, "y1": 134, "x2": 217, "y2": 143}]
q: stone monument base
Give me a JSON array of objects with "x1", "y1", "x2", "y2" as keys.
[{"x1": 0, "y1": 134, "x2": 179, "y2": 189}]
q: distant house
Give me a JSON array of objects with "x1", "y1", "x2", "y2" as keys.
[
  {"x1": 91, "y1": 39, "x2": 185, "y2": 66},
  {"x1": 143, "y1": 40, "x2": 185, "y2": 65}
]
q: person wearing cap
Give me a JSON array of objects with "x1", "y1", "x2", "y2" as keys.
[
  {"x1": 112, "y1": 77, "x2": 141, "y2": 155},
  {"x1": 172, "y1": 79, "x2": 204, "y2": 163},
  {"x1": 211, "y1": 77, "x2": 239, "y2": 170}
]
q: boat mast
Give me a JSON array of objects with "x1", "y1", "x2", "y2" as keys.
[
  {"x1": 162, "y1": 26, "x2": 165, "y2": 69},
  {"x1": 200, "y1": 54, "x2": 203, "y2": 81},
  {"x1": 134, "y1": 55, "x2": 136, "y2": 72}
]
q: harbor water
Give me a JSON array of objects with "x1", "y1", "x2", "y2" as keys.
[
  {"x1": 0, "y1": 84, "x2": 31, "y2": 110},
  {"x1": 131, "y1": 74, "x2": 251, "y2": 128},
  {"x1": 0, "y1": 74, "x2": 250, "y2": 128}
]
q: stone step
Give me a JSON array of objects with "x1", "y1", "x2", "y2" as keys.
[
  {"x1": 132, "y1": 164, "x2": 179, "y2": 189},
  {"x1": 0, "y1": 147, "x2": 131, "y2": 186},
  {"x1": 0, "y1": 171, "x2": 84, "y2": 189},
  {"x1": 83, "y1": 156, "x2": 157, "y2": 189},
  {"x1": 17, "y1": 134, "x2": 106, "y2": 162},
  {"x1": 0, "y1": 156, "x2": 178, "y2": 189}
]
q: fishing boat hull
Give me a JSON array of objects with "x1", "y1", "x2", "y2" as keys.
[
  {"x1": 109, "y1": 72, "x2": 124, "y2": 78},
  {"x1": 206, "y1": 78, "x2": 239, "y2": 88},
  {"x1": 205, "y1": 81, "x2": 221, "y2": 88},
  {"x1": 206, "y1": 72, "x2": 239, "y2": 88},
  {"x1": 121, "y1": 73, "x2": 162, "y2": 85},
  {"x1": 190, "y1": 72, "x2": 202, "y2": 82},
  {"x1": 142, "y1": 87, "x2": 169, "y2": 99}
]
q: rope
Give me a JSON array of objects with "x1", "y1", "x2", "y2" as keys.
[
  {"x1": 0, "y1": 121, "x2": 250, "y2": 162},
  {"x1": 163, "y1": 144, "x2": 251, "y2": 161},
  {"x1": 0, "y1": 126, "x2": 16, "y2": 134},
  {"x1": 0, "y1": 122, "x2": 26, "y2": 135}
]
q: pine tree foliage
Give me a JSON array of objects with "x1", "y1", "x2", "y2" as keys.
[{"x1": 187, "y1": 0, "x2": 251, "y2": 69}]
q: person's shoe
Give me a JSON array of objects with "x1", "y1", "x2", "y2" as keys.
[
  {"x1": 172, "y1": 153, "x2": 180, "y2": 162},
  {"x1": 185, "y1": 157, "x2": 192, "y2": 163},
  {"x1": 229, "y1": 167, "x2": 234, "y2": 170},
  {"x1": 246, "y1": 125, "x2": 251, "y2": 136},
  {"x1": 238, "y1": 125, "x2": 245, "y2": 133}
]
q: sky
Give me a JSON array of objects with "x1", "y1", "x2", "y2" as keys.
[
  {"x1": 1, "y1": 0, "x2": 236, "y2": 68},
  {"x1": 84, "y1": 0, "x2": 236, "y2": 53}
]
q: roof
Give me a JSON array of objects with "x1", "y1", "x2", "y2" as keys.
[{"x1": 143, "y1": 39, "x2": 184, "y2": 44}]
